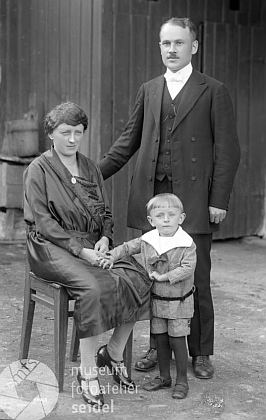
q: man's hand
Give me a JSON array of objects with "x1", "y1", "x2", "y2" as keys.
[
  {"x1": 94, "y1": 236, "x2": 109, "y2": 253},
  {"x1": 209, "y1": 206, "x2": 227, "y2": 224}
]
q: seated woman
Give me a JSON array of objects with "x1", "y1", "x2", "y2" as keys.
[{"x1": 23, "y1": 102, "x2": 151, "y2": 409}]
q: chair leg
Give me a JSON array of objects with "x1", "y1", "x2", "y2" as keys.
[
  {"x1": 123, "y1": 330, "x2": 133, "y2": 378},
  {"x1": 69, "y1": 321, "x2": 79, "y2": 362},
  {"x1": 54, "y1": 286, "x2": 69, "y2": 392},
  {"x1": 19, "y1": 285, "x2": 36, "y2": 361}
]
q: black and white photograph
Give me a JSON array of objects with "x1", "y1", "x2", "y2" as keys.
[{"x1": 0, "y1": 1, "x2": 265, "y2": 419}]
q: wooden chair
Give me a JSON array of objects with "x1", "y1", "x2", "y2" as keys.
[{"x1": 19, "y1": 259, "x2": 133, "y2": 392}]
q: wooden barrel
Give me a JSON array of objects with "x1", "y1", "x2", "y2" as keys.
[{"x1": 5, "y1": 119, "x2": 39, "y2": 157}]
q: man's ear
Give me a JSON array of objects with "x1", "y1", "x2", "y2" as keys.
[
  {"x1": 192, "y1": 40, "x2": 198, "y2": 55},
  {"x1": 179, "y1": 212, "x2": 186, "y2": 225},
  {"x1": 147, "y1": 215, "x2": 155, "y2": 227}
]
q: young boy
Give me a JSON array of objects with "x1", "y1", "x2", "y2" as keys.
[{"x1": 99, "y1": 193, "x2": 196, "y2": 399}]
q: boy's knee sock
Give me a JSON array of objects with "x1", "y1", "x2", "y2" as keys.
[
  {"x1": 169, "y1": 335, "x2": 188, "y2": 383},
  {"x1": 155, "y1": 333, "x2": 171, "y2": 380}
]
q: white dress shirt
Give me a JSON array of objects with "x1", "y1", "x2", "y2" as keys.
[{"x1": 164, "y1": 63, "x2": 193, "y2": 99}]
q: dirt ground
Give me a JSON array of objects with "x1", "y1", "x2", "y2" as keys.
[{"x1": 0, "y1": 236, "x2": 265, "y2": 420}]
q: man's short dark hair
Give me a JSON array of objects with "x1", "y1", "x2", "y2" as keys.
[{"x1": 160, "y1": 17, "x2": 197, "y2": 42}]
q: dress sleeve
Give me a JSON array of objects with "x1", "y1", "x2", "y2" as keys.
[
  {"x1": 24, "y1": 162, "x2": 83, "y2": 257},
  {"x1": 92, "y1": 163, "x2": 114, "y2": 244}
]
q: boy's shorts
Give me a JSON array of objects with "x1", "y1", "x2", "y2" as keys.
[{"x1": 151, "y1": 317, "x2": 191, "y2": 337}]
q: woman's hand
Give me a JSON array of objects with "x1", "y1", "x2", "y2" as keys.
[
  {"x1": 79, "y1": 248, "x2": 102, "y2": 266},
  {"x1": 94, "y1": 236, "x2": 109, "y2": 253}
]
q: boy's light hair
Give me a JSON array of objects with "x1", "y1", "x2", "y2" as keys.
[{"x1": 146, "y1": 193, "x2": 184, "y2": 216}]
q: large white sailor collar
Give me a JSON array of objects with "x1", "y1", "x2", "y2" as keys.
[{"x1": 141, "y1": 227, "x2": 193, "y2": 255}]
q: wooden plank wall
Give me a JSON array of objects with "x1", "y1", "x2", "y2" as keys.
[
  {"x1": 100, "y1": 0, "x2": 266, "y2": 242},
  {"x1": 29, "y1": 0, "x2": 97, "y2": 155},
  {"x1": 0, "y1": 0, "x2": 266, "y2": 243},
  {"x1": 0, "y1": 0, "x2": 33, "y2": 151},
  {"x1": 0, "y1": 0, "x2": 101, "y2": 156},
  {"x1": 201, "y1": 22, "x2": 266, "y2": 238}
]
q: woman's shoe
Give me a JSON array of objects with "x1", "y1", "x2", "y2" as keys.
[
  {"x1": 77, "y1": 369, "x2": 104, "y2": 408},
  {"x1": 96, "y1": 344, "x2": 135, "y2": 389},
  {"x1": 172, "y1": 382, "x2": 189, "y2": 399},
  {"x1": 143, "y1": 375, "x2": 172, "y2": 391}
]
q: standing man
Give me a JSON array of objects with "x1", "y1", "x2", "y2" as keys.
[{"x1": 99, "y1": 17, "x2": 240, "y2": 379}]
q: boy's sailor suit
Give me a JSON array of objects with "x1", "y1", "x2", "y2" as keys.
[{"x1": 109, "y1": 226, "x2": 197, "y2": 320}]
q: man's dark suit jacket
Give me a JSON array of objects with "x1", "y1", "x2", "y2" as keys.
[{"x1": 99, "y1": 69, "x2": 241, "y2": 234}]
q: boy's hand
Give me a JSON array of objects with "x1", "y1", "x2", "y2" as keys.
[
  {"x1": 149, "y1": 271, "x2": 167, "y2": 282},
  {"x1": 98, "y1": 255, "x2": 115, "y2": 269}
]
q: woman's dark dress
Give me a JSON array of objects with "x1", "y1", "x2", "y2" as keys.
[{"x1": 23, "y1": 148, "x2": 151, "y2": 338}]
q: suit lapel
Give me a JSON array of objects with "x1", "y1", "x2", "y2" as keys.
[
  {"x1": 172, "y1": 70, "x2": 207, "y2": 132},
  {"x1": 149, "y1": 76, "x2": 165, "y2": 135}
]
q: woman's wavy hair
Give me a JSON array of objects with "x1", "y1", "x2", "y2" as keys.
[{"x1": 44, "y1": 102, "x2": 88, "y2": 135}]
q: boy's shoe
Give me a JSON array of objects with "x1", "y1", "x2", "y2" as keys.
[
  {"x1": 172, "y1": 382, "x2": 189, "y2": 399},
  {"x1": 192, "y1": 356, "x2": 214, "y2": 379},
  {"x1": 135, "y1": 348, "x2": 158, "y2": 372}
]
